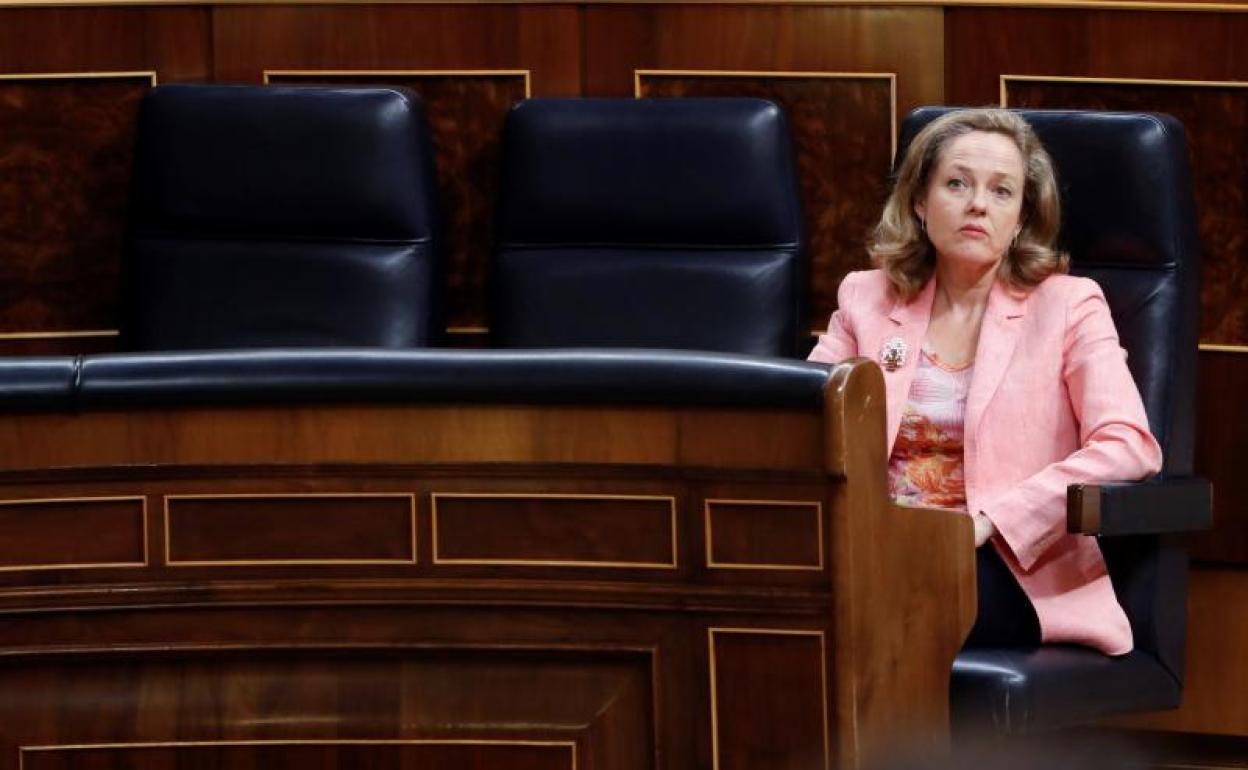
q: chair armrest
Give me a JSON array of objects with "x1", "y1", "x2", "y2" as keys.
[{"x1": 1067, "y1": 478, "x2": 1212, "y2": 536}]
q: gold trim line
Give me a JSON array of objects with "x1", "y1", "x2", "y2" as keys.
[
  {"x1": 0, "y1": 329, "x2": 119, "y2": 340},
  {"x1": 264, "y1": 68, "x2": 532, "y2": 98},
  {"x1": 0, "y1": 71, "x2": 157, "y2": 85}
]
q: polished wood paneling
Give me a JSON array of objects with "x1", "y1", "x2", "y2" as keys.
[
  {"x1": 0, "y1": 496, "x2": 145, "y2": 570},
  {"x1": 23, "y1": 743, "x2": 574, "y2": 770},
  {"x1": 1113, "y1": 567, "x2": 1248, "y2": 735},
  {"x1": 0, "y1": 649, "x2": 647, "y2": 770},
  {"x1": 0, "y1": 405, "x2": 824, "y2": 472},
  {"x1": 165, "y1": 493, "x2": 416, "y2": 565},
  {"x1": 1003, "y1": 76, "x2": 1248, "y2": 346},
  {"x1": 211, "y1": 6, "x2": 580, "y2": 94},
  {"x1": 0, "y1": 75, "x2": 148, "y2": 340},
  {"x1": 584, "y1": 5, "x2": 942, "y2": 112},
  {"x1": 709, "y1": 628, "x2": 829, "y2": 770},
  {"x1": 0, "y1": 359, "x2": 973, "y2": 770},
  {"x1": 1189, "y1": 350, "x2": 1248, "y2": 564},
  {"x1": 704, "y1": 499, "x2": 822, "y2": 570},
  {"x1": 0, "y1": 6, "x2": 210, "y2": 80},
  {"x1": 268, "y1": 70, "x2": 528, "y2": 334},
  {"x1": 638, "y1": 72, "x2": 893, "y2": 333},
  {"x1": 945, "y1": 9, "x2": 1248, "y2": 108},
  {"x1": 432, "y1": 493, "x2": 677, "y2": 568}
]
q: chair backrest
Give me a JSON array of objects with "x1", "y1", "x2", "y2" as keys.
[
  {"x1": 493, "y1": 98, "x2": 806, "y2": 356},
  {"x1": 122, "y1": 84, "x2": 443, "y2": 350},
  {"x1": 898, "y1": 108, "x2": 1201, "y2": 676}
]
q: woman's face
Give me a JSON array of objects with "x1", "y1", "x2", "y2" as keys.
[{"x1": 914, "y1": 130, "x2": 1026, "y2": 276}]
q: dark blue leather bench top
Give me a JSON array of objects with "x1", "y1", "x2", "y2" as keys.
[{"x1": 47, "y1": 349, "x2": 832, "y2": 409}]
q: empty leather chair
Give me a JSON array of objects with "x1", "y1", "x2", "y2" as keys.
[
  {"x1": 897, "y1": 108, "x2": 1212, "y2": 734},
  {"x1": 493, "y1": 98, "x2": 806, "y2": 356},
  {"x1": 122, "y1": 84, "x2": 443, "y2": 350}
]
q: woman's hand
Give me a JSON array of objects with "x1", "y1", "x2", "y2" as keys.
[{"x1": 972, "y1": 511, "x2": 997, "y2": 548}]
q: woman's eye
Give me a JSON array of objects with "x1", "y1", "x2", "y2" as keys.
[
  {"x1": 947, "y1": 178, "x2": 967, "y2": 190},
  {"x1": 995, "y1": 186, "x2": 1014, "y2": 198}
]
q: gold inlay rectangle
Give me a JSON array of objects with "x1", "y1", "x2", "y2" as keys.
[
  {"x1": 1001, "y1": 73, "x2": 1248, "y2": 106},
  {"x1": 635, "y1": 69, "x2": 898, "y2": 160},
  {"x1": 0, "y1": 495, "x2": 148, "y2": 572},
  {"x1": 264, "y1": 68, "x2": 532, "y2": 98},
  {"x1": 1001, "y1": 74, "x2": 1248, "y2": 353},
  {"x1": 164, "y1": 492, "x2": 417, "y2": 567},
  {"x1": 704, "y1": 498, "x2": 824, "y2": 571},
  {"x1": 0, "y1": 71, "x2": 157, "y2": 85},
  {"x1": 708, "y1": 627, "x2": 830, "y2": 770},
  {"x1": 19, "y1": 739, "x2": 576, "y2": 770},
  {"x1": 432, "y1": 492, "x2": 679, "y2": 569},
  {"x1": 0, "y1": 72, "x2": 153, "y2": 342}
]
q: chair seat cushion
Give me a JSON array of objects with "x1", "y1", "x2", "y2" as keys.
[{"x1": 952, "y1": 647, "x2": 1180, "y2": 736}]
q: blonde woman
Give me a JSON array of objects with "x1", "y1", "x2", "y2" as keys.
[{"x1": 809, "y1": 109, "x2": 1161, "y2": 654}]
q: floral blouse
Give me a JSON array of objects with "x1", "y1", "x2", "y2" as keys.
[{"x1": 887, "y1": 347, "x2": 973, "y2": 511}]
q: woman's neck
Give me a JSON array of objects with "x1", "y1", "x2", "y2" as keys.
[{"x1": 933, "y1": 260, "x2": 997, "y2": 316}]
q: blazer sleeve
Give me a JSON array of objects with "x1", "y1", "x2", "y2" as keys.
[
  {"x1": 982, "y1": 279, "x2": 1164, "y2": 571},
  {"x1": 807, "y1": 271, "x2": 862, "y2": 364}
]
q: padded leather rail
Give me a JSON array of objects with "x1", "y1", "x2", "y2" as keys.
[
  {"x1": 76, "y1": 349, "x2": 831, "y2": 408},
  {"x1": 1067, "y1": 478, "x2": 1213, "y2": 536},
  {"x1": 0, "y1": 357, "x2": 79, "y2": 410}
]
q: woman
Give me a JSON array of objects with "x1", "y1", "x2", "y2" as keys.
[{"x1": 808, "y1": 109, "x2": 1161, "y2": 655}]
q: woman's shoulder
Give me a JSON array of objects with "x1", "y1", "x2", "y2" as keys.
[
  {"x1": 837, "y1": 269, "x2": 896, "y2": 308},
  {"x1": 1028, "y1": 273, "x2": 1108, "y2": 308}
]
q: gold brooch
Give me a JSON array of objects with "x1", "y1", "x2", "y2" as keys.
[{"x1": 880, "y1": 337, "x2": 908, "y2": 372}]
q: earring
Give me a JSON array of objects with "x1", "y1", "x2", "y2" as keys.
[{"x1": 919, "y1": 216, "x2": 927, "y2": 233}]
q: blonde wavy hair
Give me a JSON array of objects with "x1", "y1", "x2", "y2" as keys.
[{"x1": 871, "y1": 108, "x2": 1069, "y2": 301}]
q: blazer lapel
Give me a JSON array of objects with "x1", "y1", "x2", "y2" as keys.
[
  {"x1": 879, "y1": 278, "x2": 936, "y2": 454},
  {"x1": 966, "y1": 281, "x2": 1027, "y2": 446}
]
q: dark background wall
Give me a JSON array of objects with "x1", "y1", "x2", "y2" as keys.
[{"x1": 1, "y1": 0, "x2": 1245, "y2": 739}]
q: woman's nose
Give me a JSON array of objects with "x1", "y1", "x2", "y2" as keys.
[{"x1": 967, "y1": 186, "x2": 989, "y2": 212}]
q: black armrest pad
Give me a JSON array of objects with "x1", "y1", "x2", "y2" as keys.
[{"x1": 1067, "y1": 478, "x2": 1212, "y2": 536}]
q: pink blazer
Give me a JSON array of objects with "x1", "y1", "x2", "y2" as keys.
[{"x1": 809, "y1": 269, "x2": 1162, "y2": 655}]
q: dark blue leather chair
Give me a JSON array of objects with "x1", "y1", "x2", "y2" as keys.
[
  {"x1": 493, "y1": 98, "x2": 806, "y2": 356},
  {"x1": 898, "y1": 108, "x2": 1212, "y2": 734},
  {"x1": 121, "y1": 84, "x2": 443, "y2": 350}
]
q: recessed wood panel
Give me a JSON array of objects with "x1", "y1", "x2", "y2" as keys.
[
  {"x1": 0, "y1": 74, "x2": 151, "y2": 340},
  {"x1": 704, "y1": 499, "x2": 823, "y2": 570},
  {"x1": 21, "y1": 742, "x2": 574, "y2": 770},
  {"x1": 709, "y1": 628, "x2": 830, "y2": 770},
  {"x1": 165, "y1": 494, "x2": 416, "y2": 565},
  {"x1": 0, "y1": 496, "x2": 145, "y2": 570},
  {"x1": 266, "y1": 70, "x2": 529, "y2": 335},
  {"x1": 1002, "y1": 75, "x2": 1248, "y2": 346},
  {"x1": 1189, "y1": 350, "x2": 1248, "y2": 564},
  {"x1": 637, "y1": 72, "x2": 893, "y2": 337},
  {"x1": 432, "y1": 493, "x2": 677, "y2": 568},
  {"x1": 0, "y1": 649, "x2": 652, "y2": 770}
]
